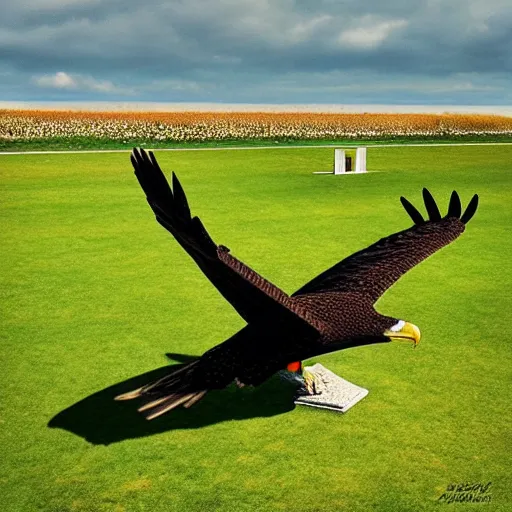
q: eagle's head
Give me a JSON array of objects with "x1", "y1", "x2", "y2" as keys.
[{"x1": 328, "y1": 311, "x2": 422, "y2": 351}]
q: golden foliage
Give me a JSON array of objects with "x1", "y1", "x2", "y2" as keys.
[{"x1": 1, "y1": 109, "x2": 511, "y2": 142}]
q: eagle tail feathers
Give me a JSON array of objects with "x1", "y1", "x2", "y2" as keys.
[
  {"x1": 138, "y1": 391, "x2": 208, "y2": 420},
  {"x1": 114, "y1": 360, "x2": 209, "y2": 418}
]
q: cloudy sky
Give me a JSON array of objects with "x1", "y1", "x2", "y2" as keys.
[{"x1": 1, "y1": 0, "x2": 511, "y2": 104}]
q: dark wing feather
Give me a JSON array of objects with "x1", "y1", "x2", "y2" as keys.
[
  {"x1": 460, "y1": 194, "x2": 479, "y2": 224},
  {"x1": 400, "y1": 196, "x2": 425, "y2": 225},
  {"x1": 422, "y1": 188, "x2": 442, "y2": 221},
  {"x1": 293, "y1": 190, "x2": 477, "y2": 302},
  {"x1": 446, "y1": 191, "x2": 462, "y2": 218},
  {"x1": 131, "y1": 148, "x2": 323, "y2": 335}
]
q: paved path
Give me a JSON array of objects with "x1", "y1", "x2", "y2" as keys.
[{"x1": 1, "y1": 142, "x2": 512, "y2": 156}]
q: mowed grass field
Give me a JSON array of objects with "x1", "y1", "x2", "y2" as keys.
[{"x1": 1, "y1": 145, "x2": 511, "y2": 512}]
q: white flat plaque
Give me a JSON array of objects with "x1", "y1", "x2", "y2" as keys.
[{"x1": 294, "y1": 363, "x2": 369, "y2": 413}]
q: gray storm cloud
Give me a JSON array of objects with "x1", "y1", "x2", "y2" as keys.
[{"x1": 0, "y1": 0, "x2": 510, "y2": 103}]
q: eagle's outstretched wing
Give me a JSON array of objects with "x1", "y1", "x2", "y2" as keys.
[
  {"x1": 293, "y1": 189, "x2": 478, "y2": 302},
  {"x1": 130, "y1": 148, "x2": 323, "y2": 335}
]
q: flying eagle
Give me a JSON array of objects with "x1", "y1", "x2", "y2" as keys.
[{"x1": 116, "y1": 148, "x2": 478, "y2": 419}]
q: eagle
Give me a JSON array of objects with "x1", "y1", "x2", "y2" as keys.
[{"x1": 116, "y1": 148, "x2": 479, "y2": 419}]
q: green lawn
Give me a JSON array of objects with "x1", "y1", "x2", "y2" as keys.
[
  {"x1": 2, "y1": 134, "x2": 512, "y2": 152},
  {"x1": 1, "y1": 146, "x2": 511, "y2": 511}
]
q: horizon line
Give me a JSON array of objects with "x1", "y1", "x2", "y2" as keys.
[{"x1": 1, "y1": 101, "x2": 511, "y2": 116}]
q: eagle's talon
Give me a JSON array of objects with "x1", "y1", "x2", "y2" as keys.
[{"x1": 302, "y1": 369, "x2": 318, "y2": 396}]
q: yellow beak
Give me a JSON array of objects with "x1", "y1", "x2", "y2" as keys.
[{"x1": 384, "y1": 321, "x2": 421, "y2": 347}]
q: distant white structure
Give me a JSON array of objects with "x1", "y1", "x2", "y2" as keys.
[
  {"x1": 334, "y1": 149, "x2": 346, "y2": 175},
  {"x1": 314, "y1": 146, "x2": 368, "y2": 175},
  {"x1": 333, "y1": 146, "x2": 367, "y2": 174},
  {"x1": 355, "y1": 147, "x2": 367, "y2": 173}
]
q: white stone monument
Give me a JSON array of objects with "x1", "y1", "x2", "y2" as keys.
[
  {"x1": 355, "y1": 147, "x2": 367, "y2": 173},
  {"x1": 334, "y1": 149, "x2": 346, "y2": 175},
  {"x1": 313, "y1": 147, "x2": 368, "y2": 175}
]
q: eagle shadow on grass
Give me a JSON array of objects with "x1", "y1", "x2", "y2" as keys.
[{"x1": 48, "y1": 353, "x2": 297, "y2": 445}]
